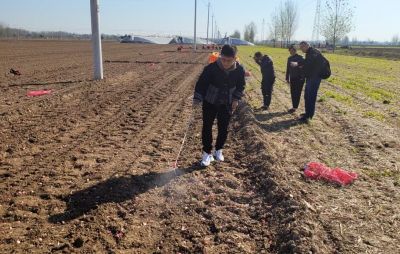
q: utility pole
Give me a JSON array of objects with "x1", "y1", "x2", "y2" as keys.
[
  {"x1": 194, "y1": 0, "x2": 197, "y2": 51},
  {"x1": 206, "y1": 2, "x2": 210, "y2": 45},
  {"x1": 215, "y1": 21, "x2": 217, "y2": 41},
  {"x1": 90, "y1": 0, "x2": 104, "y2": 80},
  {"x1": 211, "y1": 14, "x2": 214, "y2": 43}
]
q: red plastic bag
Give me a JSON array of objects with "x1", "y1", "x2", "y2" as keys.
[
  {"x1": 27, "y1": 90, "x2": 52, "y2": 97},
  {"x1": 304, "y1": 162, "x2": 358, "y2": 186}
]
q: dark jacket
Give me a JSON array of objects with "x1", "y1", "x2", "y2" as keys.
[
  {"x1": 194, "y1": 60, "x2": 246, "y2": 105},
  {"x1": 286, "y1": 54, "x2": 305, "y2": 82},
  {"x1": 301, "y1": 47, "x2": 324, "y2": 79},
  {"x1": 257, "y1": 55, "x2": 275, "y2": 84}
]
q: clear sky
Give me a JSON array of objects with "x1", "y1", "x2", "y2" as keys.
[{"x1": 0, "y1": 0, "x2": 399, "y2": 42}]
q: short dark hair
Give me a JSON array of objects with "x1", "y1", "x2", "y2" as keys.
[
  {"x1": 288, "y1": 44, "x2": 296, "y2": 51},
  {"x1": 221, "y1": 45, "x2": 237, "y2": 57},
  {"x1": 300, "y1": 41, "x2": 309, "y2": 46},
  {"x1": 254, "y1": 52, "x2": 263, "y2": 58}
]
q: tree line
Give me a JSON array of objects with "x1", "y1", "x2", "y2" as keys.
[
  {"x1": 234, "y1": 0, "x2": 300, "y2": 46},
  {"x1": 0, "y1": 23, "x2": 119, "y2": 40},
  {"x1": 233, "y1": 0, "x2": 400, "y2": 50}
]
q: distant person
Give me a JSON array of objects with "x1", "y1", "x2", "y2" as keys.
[
  {"x1": 193, "y1": 45, "x2": 245, "y2": 167},
  {"x1": 253, "y1": 52, "x2": 275, "y2": 110},
  {"x1": 285, "y1": 45, "x2": 305, "y2": 113},
  {"x1": 297, "y1": 41, "x2": 330, "y2": 123}
]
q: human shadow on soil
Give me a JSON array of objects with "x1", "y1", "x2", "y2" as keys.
[
  {"x1": 255, "y1": 111, "x2": 290, "y2": 122},
  {"x1": 49, "y1": 163, "x2": 202, "y2": 223},
  {"x1": 255, "y1": 111, "x2": 300, "y2": 133}
]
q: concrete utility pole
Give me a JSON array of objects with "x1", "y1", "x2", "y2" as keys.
[
  {"x1": 214, "y1": 22, "x2": 217, "y2": 40},
  {"x1": 90, "y1": 0, "x2": 104, "y2": 80},
  {"x1": 206, "y1": 2, "x2": 210, "y2": 45},
  {"x1": 211, "y1": 14, "x2": 214, "y2": 43},
  {"x1": 193, "y1": 0, "x2": 197, "y2": 51}
]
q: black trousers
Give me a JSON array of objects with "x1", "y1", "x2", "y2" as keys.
[
  {"x1": 261, "y1": 80, "x2": 275, "y2": 108},
  {"x1": 290, "y1": 78, "x2": 305, "y2": 109},
  {"x1": 304, "y1": 78, "x2": 322, "y2": 119},
  {"x1": 202, "y1": 101, "x2": 231, "y2": 154}
]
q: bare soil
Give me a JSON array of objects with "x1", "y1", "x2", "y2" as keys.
[{"x1": 0, "y1": 41, "x2": 398, "y2": 253}]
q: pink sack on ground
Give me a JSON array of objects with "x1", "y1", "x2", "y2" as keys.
[
  {"x1": 304, "y1": 162, "x2": 358, "y2": 186},
  {"x1": 27, "y1": 90, "x2": 52, "y2": 97},
  {"x1": 245, "y1": 71, "x2": 252, "y2": 77}
]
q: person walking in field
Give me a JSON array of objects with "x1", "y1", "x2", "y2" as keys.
[
  {"x1": 296, "y1": 41, "x2": 330, "y2": 123},
  {"x1": 193, "y1": 45, "x2": 246, "y2": 167},
  {"x1": 253, "y1": 52, "x2": 275, "y2": 110},
  {"x1": 285, "y1": 45, "x2": 305, "y2": 113}
]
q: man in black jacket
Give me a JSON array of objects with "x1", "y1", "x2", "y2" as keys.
[
  {"x1": 298, "y1": 41, "x2": 324, "y2": 123},
  {"x1": 286, "y1": 45, "x2": 305, "y2": 113},
  {"x1": 253, "y1": 52, "x2": 275, "y2": 110},
  {"x1": 193, "y1": 45, "x2": 246, "y2": 167}
]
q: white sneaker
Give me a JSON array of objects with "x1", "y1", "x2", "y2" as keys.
[
  {"x1": 214, "y1": 149, "x2": 224, "y2": 162},
  {"x1": 201, "y1": 152, "x2": 214, "y2": 167}
]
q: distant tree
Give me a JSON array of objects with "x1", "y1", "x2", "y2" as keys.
[
  {"x1": 392, "y1": 34, "x2": 399, "y2": 46},
  {"x1": 342, "y1": 35, "x2": 350, "y2": 46},
  {"x1": 282, "y1": 0, "x2": 298, "y2": 46},
  {"x1": 272, "y1": 0, "x2": 298, "y2": 48},
  {"x1": 243, "y1": 28, "x2": 249, "y2": 42},
  {"x1": 278, "y1": 4, "x2": 287, "y2": 47},
  {"x1": 0, "y1": 24, "x2": 4, "y2": 37},
  {"x1": 269, "y1": 12, "x2": 281, "y2": 48},
  {"x1": 0, "y1": 24, "x2": 119, "y2": 40},
  {"x1": 230, "y1": 30, "x2": 241, "y2": 39},
  {"x1": 321, "y1": 0, "x2": 355, "y2": 52},
  {"x1": 244, "y1": 22, "x2": 257, "y2": 43},
  {"x1": 249, "y1": 22, "x2": 257, "y2": 43}
]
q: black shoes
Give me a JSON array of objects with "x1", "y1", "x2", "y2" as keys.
[{"x1": 298, "y1": 116, "x2": 311, "y2": 124}]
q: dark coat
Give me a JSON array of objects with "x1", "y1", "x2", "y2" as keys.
[
  {"x1": 257, "y1": 55, "x2": 275, "y2": 84},
  {"x1": 194, "y1": 61, "x2": 246, "y2": 105},
  {"x1": 286, "y1": 54, "x2": 305, "y2": 82},
  {"x1": 302, "y1": 47, "x2": 324, "y2": 79}
]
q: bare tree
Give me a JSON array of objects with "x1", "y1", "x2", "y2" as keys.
[
  {"x1": 351, "y1": 37, "x2": 358, "y2": 45},
  {"x1": 230, "y1": 30, "x2": 241, "y2": 39},
  {"x1": 244, "y1": 22, "x2": 257, "y2": 43},
  {"x1": 243, "y1": 27, "x2": 249, "y2": 43},
  {"x1": 269, "y1": 12, "x2": 281, "y2": 47},
  {"x1": 283, "y1": 0, "x2": 298, "y2": 46},
  {"x1": 278, "y1": 4, "x2": 287, "y2": 47},
  {"x1": 321, "y1": 0, "x2": 354, "y2": 52},
  {"x1": 342, "y1": 35, "x2": 350, "y2": 46},
  {"x1": 392, "y1": 34, "x2": 399, "y2": 46},
  {"x1": 274, "y1": 0, "x2": 298, "y2": 48}
]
